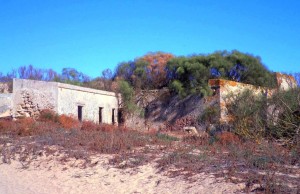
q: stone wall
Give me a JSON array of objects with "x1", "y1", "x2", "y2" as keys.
[
  {"x1": 208, "y1": 74, "x2": 297, "y2": 123},
  {"x1": 125, "y1": 88, "x2": 217, "y2": 132},
  {"x1": 124, "y1": 89, "x2": 171, "y2": 131},
  {"x1": 12, "y1": 79, "x2": 119, "y2": 124},
  {"x1": 0, "y1": 94, "x2": 12, "y2": 118},
  {"x1": 13, "y1": 79, "x2": 58, "y2": 118},
  {"x1": 209, "y1": 79, "x2": 268, "y2": 123},
  {"x1": 57, "y1": 83, "x2": 119, "y2": 124},
  {"x1": 275, "y1": 72, "x2": 298, "y2": 90}
]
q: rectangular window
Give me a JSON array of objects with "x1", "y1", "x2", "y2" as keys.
[
  {"x1": 99, "y1": 107, "x2": 103, "y2": 124},
  {"x1": 112, "y1": 108, "x2": 115, "y2": 124},
  {"x1": 78, "y1": 106, "x2": 83, "y2": 122}
]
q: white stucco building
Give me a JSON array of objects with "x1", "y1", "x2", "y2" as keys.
[{"x1": 0, "y1": 79, "x2": 121, "y2": 125}]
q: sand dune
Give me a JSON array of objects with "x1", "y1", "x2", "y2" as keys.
[{"x1": 0, "y1": 155, "x2": 244, "y2": 194}]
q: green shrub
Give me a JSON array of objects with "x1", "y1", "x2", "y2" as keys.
[
  {"x1": 39, "y1": 109, "x2": 59, "y2": 122},
  {"x1": 156, "y1": 133, "x2": 179, "y2": 142},
  {"x1": 266, "y1": 88, "x2": 300, "y2": 146},
  {"x1": 118, "y1": 80, "x2": 142, "y2": 115},
  {"x1": 198, "y1": 105, "x2": 220, "y2": 124},
  {"x1": 226, "y1": 89, "x2": 266, "y2": 141},
  {"x1": 226, "y1": 88, "x2": 300, "y2": 147},
  {"x1": 169, "y1": 80, "x2": 186, "y2": 97}
]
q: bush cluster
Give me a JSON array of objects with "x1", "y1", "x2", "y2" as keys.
[
  {"x1": 116, "y1": 50, "x2": 277, "y2": 97},
  {"x1": 225, "y1": 88, "x2": 300, "y2": 147}
]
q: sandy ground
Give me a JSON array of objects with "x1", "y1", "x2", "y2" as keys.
[{"x1": 0, "y1": 154, "x2": 245, "y2": 194}]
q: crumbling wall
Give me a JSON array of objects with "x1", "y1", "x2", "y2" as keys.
[
  {"x1": 275, "y1": 72, "x2": 297, "y2": 90},
  {"x1": 125, "y1": 88, "x2": 217, "y2": 132},
  {"x1": 209, "y1": 79, "x2": 268, "y2": 123},
  {"x1": 208, "y1": 74, "x2": 297, "y2": 123},
  {"x1": 124, "y1": 89, "x2": 170, "y2": 131},
  {"x1": 0, "y1": 94, "x2": 12, "y2": 118},
  {"x1": 13, "y1": 79, "x2": 58, "y2": 118}
]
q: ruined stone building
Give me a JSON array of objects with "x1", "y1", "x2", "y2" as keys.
[
  {"x1": 0, "y1": 79, "x2": 120, "y2": 125},
  {"x1": 125, "y1": 73, "x2": 298, "y2": 131},
  {"x1": 0, "y1": 73, "x2": 298, "y2": 130},
  {"x1": 208, "y1": 73, "x2": 298, "y2": 123}
]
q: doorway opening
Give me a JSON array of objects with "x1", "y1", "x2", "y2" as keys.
[
  {"x1": 118, "y1": 109, "x2": 124, "y2": 124},
  {"x1": 99, "y1": 107, "x2": 103, "y2": 124},
  {"x1": 112, "y1": 108, "x2": 115, "y2": 124},
  {"x1": 78, "y1": 106, "x2": 83, "y2": 122}
]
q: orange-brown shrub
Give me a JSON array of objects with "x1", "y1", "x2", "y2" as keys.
[
  {"x1": 80, "y1": 122, "x2": 121, "y2": 132},
  {"x1": 0, "y1": 119, "x2": 17, "y2": 133},
  {"x1": 15, "y1": 117, "x2": 37, "y2": 136},
  {"x1": 217, "y1": 131, "x2": 240, "y2": 145},
  {"x1": 58, "y1": 114, "x2": 80, "y2": 130},
  {"x1": 81, "y1": 120, "x2": 101, "y2": 131},
  {"x1": 99, "y1": 123, "x2": 118, "y2": 132},
  {"x1": 148, "y1": 128, "x2": 158, "y2": 135},
  {"x1": 118, "y1": 125, "x2": 129, "y2": 132}
]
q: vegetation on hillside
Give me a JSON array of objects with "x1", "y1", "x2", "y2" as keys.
[
  {"x1": 1, "y1": 50, "x2": 278, "y2": 96},
  {"x1": 115, "y1": 50, "x2": 277, "y2": 97}
]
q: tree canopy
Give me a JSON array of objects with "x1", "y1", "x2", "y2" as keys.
[
  {"x1": 0, "y1": 50, "x2": 279, "y2": 97},
  {"x1": 115, "y1": 52, "x2": 174, "y2": 90},
  {"x1": 115, "y1": 50, "x2": 277, "y2": 97}
]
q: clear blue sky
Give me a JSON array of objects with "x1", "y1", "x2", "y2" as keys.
[{"x1": 1, "y1": 0, "x2": 299, "y2": 78}]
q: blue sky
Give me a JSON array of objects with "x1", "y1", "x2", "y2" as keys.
[{"x1": 0, "y1": 0, "x2": 299, "y2": 78}]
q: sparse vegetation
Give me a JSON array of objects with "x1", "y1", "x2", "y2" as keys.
[
  {"x1": 225, "y1": 88, "x2": 300, "y2": 148},
  {"x1": 155, "y1": 133, "x2": 179, "y2": 142},
  {"x1": 0, "y1": 113, "x2": 299, "y2": 192}
]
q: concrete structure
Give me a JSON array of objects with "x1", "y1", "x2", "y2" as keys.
[
  {"x1": 275, "y1": 72, "x2": 298, "y2": 90},
  {"x1": 208, "y1": 73, "x2": 298, "y2": 123},
  {"x1": 0, "y1": 79, "x2": 120, "y2": 124}
]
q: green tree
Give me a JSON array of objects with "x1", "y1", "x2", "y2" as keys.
[
  {"x1": 118, "y1": 80, "x2": 138, "y2": 114},
  {"x1": 165, "y1": 50, "x2": 276, "y2": 97},
  {"x1": 115, "y1": 52, "x2": 174, "y2": 90}
]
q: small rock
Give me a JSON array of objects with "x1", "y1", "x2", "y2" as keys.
[{"x1": 183, "y1": 126, "x2": 198, "y2": 135}]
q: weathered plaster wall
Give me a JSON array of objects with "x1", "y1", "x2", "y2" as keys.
[
  {"x1": 57, "y1": 83, "x2": 119, "y2": 124},
  {"x1": 208, "y1": 75, "x2": 297, "y2": 123},
  {"x1": 275, "y1": 72, "x2": 297, "y2": 90},
  {"x1": 209, "y1": 79, "x2": 268, "y2": 123},
  {"x1": 12, "y1": 79, "x2": 58, "y2": 118},
  {"x1": 0, "y1": 94, "x2": 12, "y2": 118},
  {"x1": 12, "y1": 79, "x2": 120, "y2": 124}
]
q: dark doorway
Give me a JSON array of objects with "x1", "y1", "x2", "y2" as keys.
[
  {"x1": 78, "y1": 106, "x2": 83, "y2": 122},
  {"x1": 99, "y1": 107, "x2": 103, "y2": 124},
  {"x1": 112, "y1": 108, "x2": 115, "y2": 124},
  {"x1": 118, "y1": 109, "x2": 124, "y2": 124}
]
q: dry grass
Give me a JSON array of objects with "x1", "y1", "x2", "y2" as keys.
[
  {"x1": 0, "y1": 115, "x2": 299, "y2": 193},
  {"x1": 0, "y1": 114, "x2": 171, "y2": 168},
  {"x1": 156, "y1": 136, "x2": 300, "y2": 193}
]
